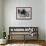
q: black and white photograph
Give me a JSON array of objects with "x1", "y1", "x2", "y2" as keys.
[{"x1": 16, "y1": 7, "x2": 32, "y2": 20}]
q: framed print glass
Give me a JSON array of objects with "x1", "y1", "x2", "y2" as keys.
[{"x1": 16, "y1": 7, "x2": 32, "y2": 20}]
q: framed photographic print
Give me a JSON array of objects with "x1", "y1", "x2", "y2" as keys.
[{"x1": 16, "y1": 7, "x2": 32, "y2": 20}]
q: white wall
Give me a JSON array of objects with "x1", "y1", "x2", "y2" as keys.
[
  {"x1": 0, "y1": 0, "x2": 2, "y2": 27},
  {"x1": 0, "y1": 0, "x2": 3, "y2": 38},
  {"x1": 45, "y1": 0, "x2": 46, "y2": 40},
  {"x1": 3, "y1": 0, "x2": 45, "y2": 40}
]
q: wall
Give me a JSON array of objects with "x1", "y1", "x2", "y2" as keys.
[
  {"x1": 0, "y1": 0, "x2": 3, "y2": 38},
  {"x1": 45, "y1": 0, "x2": 46, "y2": 40},
  {"x1": 3, "y1": 0, "x2": 45, "y2": 40}
]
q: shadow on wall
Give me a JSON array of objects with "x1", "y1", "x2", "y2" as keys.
[{"x1": 0, "y1": 31, "x2": 3, "y2": 39}]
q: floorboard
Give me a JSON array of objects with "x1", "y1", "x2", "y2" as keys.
[{"x1": 0, "y1": 40, "x2": 46, "y2": 46}]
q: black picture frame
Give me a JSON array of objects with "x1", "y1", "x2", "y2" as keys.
[{"x1": 16, "y1": 7, "x2": 32, "y2": 20}]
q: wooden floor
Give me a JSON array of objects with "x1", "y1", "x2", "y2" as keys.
[
  {"x1": 9, "y1": 40, "x2": 46, "y2": 46},
  {"x1": 0, "y1": 40, "x2": 46, "y2": 46}
]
